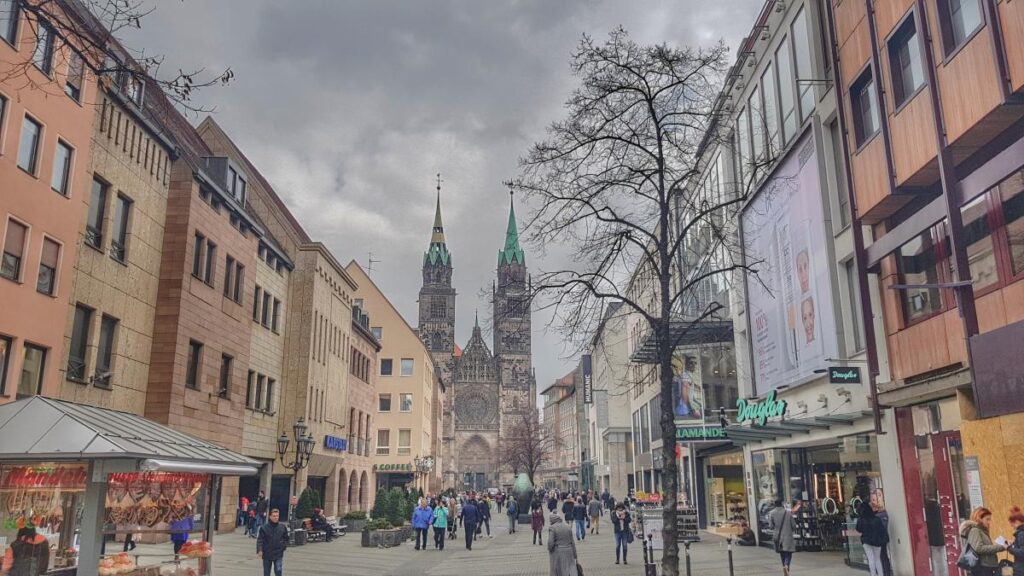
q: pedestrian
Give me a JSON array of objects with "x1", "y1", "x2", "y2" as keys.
[
  {"x1": 546, "y1": 514, "x2": 578, "y2": 576},
  {"x1": 561, "y1": 495, "x2": 575, "y2": 518},
  {"x1": 768, "y1": 499, "x2": 796, "y2": 576},
  {"x1": 531, "y1": 502, "x2": 546, "y2": 546},
  {"x1": 256, "y1": 509, "x2": 289, "y2": 576},
  {"x1": 477, "y1": 494, "x2": 493, "y2": 537},
  {"x1": 460, "y1": 496, "x2": 481, "y2": 550},
  {"x1": 960, "y1": 507, "x2": 1006, "y2": 576},
  {"x1": 611, "y1": 503, "x2": 632, "y2": 565},
  {"x1": 448, "y1": 499, "x2": 459, "y2": 541},
  {"x1": 572, "y1": 498, "x2": 587, "y2": 541},
  {"x1": 496, "y1": 492, "x2": 504, "y2": 513},
  {"x1": 170, "y1": 505, "x2": 194, "y2": 555},
  {"x1": 548, "y1": 492, "x2": 558, "y2": 514},
  {"x1": 1008, "y1": 506, "x2": 1024, "y2": 576},
  {"x1": 506, "y1": 495, "x2": 519, "y2": 534},
  {"x1": 588, "y1": 497, "x2": 603, "y2": 535},
  {"x1": 412, "y1": 498, "x2": 433, "y2": 551},
  {"x1": 247, "y1": 500, "x2": 258, "y2": 537},
  {"x1": 255, "y1": 491, "x2": 269, "y2": 533},
  {"x1": 239, "y1": 496, "x2": 250, "y2": 527},
  {"x1": 433, "y1": 499, "x2": 449, "y2": 551},
  {"x1": 1, "y1": 527, "x2": 49, "y2": 576},
  {"x1": 601, "y1": 489, "x2": 610, "y2": 509},
  {"x1": 856, "y1": 501, "x2": 889, "y2": 576}
]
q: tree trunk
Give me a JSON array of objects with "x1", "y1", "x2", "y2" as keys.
[{"x1": 658, "y1": 319, "x2": 680, "y2": 576}]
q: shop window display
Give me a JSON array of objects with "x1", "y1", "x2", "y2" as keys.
[
  {"x1": 703, "y1": 452, "x2": 748, "y2": 536},
  {"x1": 0, "y1": 463, "x2": 87, "y2": 573}
]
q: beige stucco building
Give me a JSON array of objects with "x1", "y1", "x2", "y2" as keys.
[{"x1": 345, "y1": 261, "x2": 441, "y2": 492}]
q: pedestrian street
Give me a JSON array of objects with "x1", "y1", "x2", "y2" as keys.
[{"x1": 126, "y1": 524, "x2": 871, "y2": 576}]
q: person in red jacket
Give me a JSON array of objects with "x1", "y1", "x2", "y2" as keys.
[{"x1": 2, "y1": 527, "x2": 49, "y2": 576}]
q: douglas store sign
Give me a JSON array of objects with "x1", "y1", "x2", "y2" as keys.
[{"x1": 736, "y1": 390, "x2": 787, "y2": 426}]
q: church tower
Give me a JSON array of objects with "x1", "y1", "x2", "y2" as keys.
[
  {"x1": 418, "y1": 175, "x2": 456, "y2": 388},
  {"x1": 493, "y1": 192, "x2": 534, "y2": 477}
]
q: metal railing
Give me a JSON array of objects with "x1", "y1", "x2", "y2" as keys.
[
  {"x1": 66, "y1": 358, "x2": 86, "y2": 381},
  {"x1": 110, "y1": 239, "x2": 126, "y2": 262}
]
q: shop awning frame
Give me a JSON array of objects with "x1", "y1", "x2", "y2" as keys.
[
  {"x1": 723, "y1": 411, "x2": 872, "y2": 444},
  {"x1": 0, "y1": 396, "x2": 259, "y2": 474},
  {"x1": 629, "y1": 319, "x2": 734, "y2": 364}
]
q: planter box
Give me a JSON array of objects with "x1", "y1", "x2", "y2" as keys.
[
  {"x1": 346, "y1": 519, "x2": 368, "y2": 532},
  {"x1": 361, "y1": 528, "x2": 405, "y2": 548}
]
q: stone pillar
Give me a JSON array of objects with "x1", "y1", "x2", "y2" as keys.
[{"x1": 325, "y1": 463, "x2": 340, "y2": 516}]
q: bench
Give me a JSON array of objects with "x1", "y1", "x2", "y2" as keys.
[{"x1": 301, "y1": 518, "x2": 347, "y2": 542}]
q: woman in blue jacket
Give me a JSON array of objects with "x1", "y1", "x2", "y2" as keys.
[{"x1": 412, "y1": 498, "x2": 434, "y2": 551}]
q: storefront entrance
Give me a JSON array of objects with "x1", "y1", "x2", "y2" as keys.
[
  {"x1": 897, "y1": 399, "x2": 968, "y2": 576},
  {"x1": 702, "y1": 451, "x2": 748, "y2": 536}
]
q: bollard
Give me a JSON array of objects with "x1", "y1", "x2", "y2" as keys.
[
  {"x1": 644, "y1": 535, "x2": 657, "y2": 576},
  {"x1": 727, "y1": 537, "x2": 735, "y2": 576},
  {"x1": 684, "y1": 540, "x2": 692, "y2": 576}
]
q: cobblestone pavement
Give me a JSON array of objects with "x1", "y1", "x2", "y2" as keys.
[{"x1": 134, "y1": 520, "x2": 869, "y2": 576}]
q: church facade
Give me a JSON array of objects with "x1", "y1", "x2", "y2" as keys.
[{"x1": 417, "y1": 187, "x2": 536, "y2": 491}]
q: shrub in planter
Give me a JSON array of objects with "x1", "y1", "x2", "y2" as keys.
[
  {"x1": 371, "y1": 488, "x2": 388, "y2": 520},
  {"x1": 385, "y1": 489, "x2": 406, "y2": 526},
  {"x1": 294, "y1": 487, "x2": 321, "y2": 520},
  {"x1": 343, "y1": 511, "x2": 368, "y2": 520}
]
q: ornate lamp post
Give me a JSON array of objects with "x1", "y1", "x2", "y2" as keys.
[
  {"x1": 413, "y1": 455, "x2": 435, "y2": 491},
  {"x1": 278, "y1": 417, "x2": 316, "y2": 472}
]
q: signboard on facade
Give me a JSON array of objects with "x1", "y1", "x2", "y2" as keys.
[
  {"x1": 969, "y1": 320, "x2": 1024, "y2": 418},
  {"x1": 736, "y1": 390, "x2": 788, "y2": 425},
  {"x1": 323, "y1": 435, "x2": 348, "y2": 452},
  {"x1": 828, "y1": 366, "x2": 861, "y2": 384},
  {"x1": 965, "y1": 456, "x2": 984, "y2": 510},
  {"x1": 373, "y1": 463, "x2": 413, "y2": 471},
  {"x1": 675, "y1": 425, "x2": 728, "y2": 441},
  {"x1": 676, "y1": 508, "x2": 699, "y2": 542},
  {"x1": 582, "y1": 354, "x2": 593, "y2": 404},
  {"x1": 742, "y1": 133, "x2": 838, "y2": 393}
]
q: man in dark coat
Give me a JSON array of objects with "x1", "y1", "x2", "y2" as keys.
[
  {"x1": 257, "y1": 509, "x2": 289, "y2": 576},
  {"x1": 477, "y1": 496, "x2": 491, "y2": 539},
  {"x1": 460, "y1": 498, "x2": 481, "y2": 550}
]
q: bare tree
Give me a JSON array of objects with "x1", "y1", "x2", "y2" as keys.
[
  {"x1": 501, "y1": 409, "x2": 552, "y2": 487},
  {"x1": 515, "y1": 28, "x2": 775, "y2": 576},
  {"x1": 2, "y1": 0, "x2": 232, "y2": 112}
]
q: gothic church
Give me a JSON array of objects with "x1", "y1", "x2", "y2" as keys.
[{"x1": 417, "y1": 183, "x2": 536, "y2": 491}]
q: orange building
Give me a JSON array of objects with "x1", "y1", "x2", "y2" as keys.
[
  {"x1": 0, "y1": 1, "x2": 98, "y2": 402},
  {"x1": 829, "y1": 0, "x2": 1024, "y2": 574}
]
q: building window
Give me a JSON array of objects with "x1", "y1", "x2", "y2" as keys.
[
  {"x1": 122, "y1": 73, "x2": 143, "y2": 106},
  {"x1": 1000, "y1": 170, "x2": 1024, "y2": 277},
  {"x1": 400, "y1": 358, "x2": 414, "y2": 377},
  {"x1": 400, "y1": 393, "x2": 413, "y2": 412},
  {"x1": 246, "y1": 370, "x2": 254, "y2": 408},
  {"x1": 95, "y1": 315, "x2": 117, "y2": 387},
  {"x1": 961, "y1": 195, "x2": 997, "y2": 291},
  {"x1": 86, "y1": 178, "x2": 107, "y2": 248},
  {"x1": 851, "y1": 69, "x2": 880, "y2": 147},
  {"x1": 18, "y1": 343, "x2": 46, "y2": 399},
  {"x1": 829, "y1": 120, "x2": 851, "y2": 227},
  {"x1": 255, "y1": 374, "x2": 266, "y2": 409},
  {"x1": 203, "y1": 241, "x2": 216, "y2": 284},
  {"x1": 761, "y1": 63, "x2": 779, "y2": 151},
  {"x1": 271, "y1": 298, "x2": 281, "y2": 332},
  {"x1": 776, "y1": 36, "x2": 797, "y2": 144},
  {"x1": 32, "y1": 20, "x2": 54, "y2": 75},
  {"x1": 264, "y1": 378, "x2": 274, "y2": 412},
  {"x1": 371, "y1": 326, "x2": 382, "y2": 340},
  {"x1": 0, "y1": 335, "x2": 11, "y2": 396},
  {"x1": 1, "y1": 219, "x2": 27, "y2": 282},
  {"x1": 233, "y1": 262, "x2": 244, "y2": 303},
  {"x1": 938, "y1": 0, "x2": 983, "y2": 56},
  {"x1": 897, "y1": 229, "x2": 944, "y2": 322},
  {"x1": 223, "y1": 256, "x2": 235, "y2": 298},
  {"x1": 17, "y1": 115, "x2": 42, "y2": 174},
  {"x1": 110, "y1": 195, "x2": 131, "y2": 262},
  {"x1": 376, "y1": 429, "x2": 390, "y2": 455},
  {"x1": 65, "y1": 50, "x2": 85, "y2": 101},
  {"x1": 844, "y1": 260, "x2": 865, "y2": 353},
  {"x1": 192, "y1": 232, "x2": 205, "y2": 278},
  {"x1": 380, "y1": 358, "x2": 393, "y2": 376},
  {"x1": 218, "y1": 354, "x2": 232, "y2": 398},
  {"x1": 792, "y1": 7, "x2": 815, "y2": 123},
  {"x1": 378, "y1": 393, "x2": 392, "y2": 412},
  {"x1": 252, "y1": 286, "x2": 261, "y2": 321},
  {"x1": 398, "y1": 429, "x2": 411, "y2": 455},
  {"x1": 261, "y1": 291, "x2": 271, "y2": 327},
  {"x1": 51, "y1": 140, "x2": 73, "y2": 196},
  {"x1": 888, "y1": 16, "x2": 925, "y2": 108},
  {"x1": 68, "y1": 304, "x2": 92, "y2": 382},
  {"x1": 0, "y1": 0, "x2": 18, "y2": 45},
  {"x1": 185, "y1": 340, "x2": 203, "y2": 390},
  {"x1": 36, "y1": 237, "x2": 59, "y2": 295}
]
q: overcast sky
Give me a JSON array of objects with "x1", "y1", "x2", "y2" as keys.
[{"x1": 122, "y1": 0, "x2": 762, "y2": 400}]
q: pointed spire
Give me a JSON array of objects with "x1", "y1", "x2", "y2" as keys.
[
  {"x1": 431, "y1": 173, "x2": 445, "y2": 244},
  {"x1": 498, "y1": 185, "x2": 525, "y2": 266},
  {"x1": 424, "y1": 173, "x2": 451, "y2": 267},
  {"x1": 474, "y1": 309, "x2": 479, "y2": 328}
]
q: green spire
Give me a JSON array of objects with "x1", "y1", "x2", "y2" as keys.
[
  {"x1": 497, "y1": 191, "x2": 525, "y2": 266},
  {"x1": 424, "y1": 174, "x2": 451, "y2": 267}
]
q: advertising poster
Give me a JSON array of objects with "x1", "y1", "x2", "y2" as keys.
[
  {"x1": 672, "y1": 350, "x2": 704, "y2": 421},
  {"x1": 742, "y1": 132, "x2": 837, "y2": 393}
]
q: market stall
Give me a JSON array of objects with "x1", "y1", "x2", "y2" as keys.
[{"x1": 0, "y1": 397, "x2": 258, "y2": 576}]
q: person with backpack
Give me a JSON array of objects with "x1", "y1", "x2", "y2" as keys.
[
  {"x1": 1, "y1": 527, "x2": 49, "y2": 576},
  {"x1": 960, "y1": 507, "x2": 1006, "y2": 576},
  {"x1": 506, "y1": 496, "x2": 519, "y2": 534},
  {"x1": 856, "y1": 501, "x2": 890, "y2": 576},
  {"x1": 769, "y1": 499, "x2": 796, "y2": 576}
]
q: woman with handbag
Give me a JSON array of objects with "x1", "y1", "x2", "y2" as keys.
[
  {"x1": 856, "y1": 501, "x2": 889, "y2": 576},
  {"x1": 611, "y1": 503, "x2": 633, "y2": 565},
  {"x1": 1005, "y1": 507, "x2": 1024, "y2": 576},
  {"x1": 960, "y1": 507, "x2": 1006, "y2": 576},
  {"x1": 769, "y1": 499, "x2": 797, "y2": 576}
]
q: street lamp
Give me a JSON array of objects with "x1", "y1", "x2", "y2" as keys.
[
  {"x1": 413, "y1": 455, "x2": 435, "y2": 490},
  {"x1": 278, "y1": 417, "x2": 316, "y2": 472}
]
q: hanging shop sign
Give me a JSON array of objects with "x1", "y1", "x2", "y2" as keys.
[
  {"x1": 828, "y1": 366, "x2": 862, "y2": 384},
  {"x1": 965, "y1": 456, "x2": 984, "y2": 510},
  {"x1": 373, "y1": 463, "x2": 413, "y2": 472},
  {"x1": 736, "y1": 390, "x2": 788, "y2": 425},
  {"x1": 323, "y1": 435, "x2": 348, "y2": 452},
  {"x1": 0, "y1": 464, "x2": 87, "y2": 489},
  {"x1": 582, "y1": 354, "x2": 593, "y2": 404},
  {"x1": 676, "y1": 507, "x2": 700, "y2": 542},
  {"x1": 675, "y1": 425, "x2": 728, "y2": 441}
]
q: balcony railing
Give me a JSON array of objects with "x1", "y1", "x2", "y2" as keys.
[{"x1": 66, "y1": 358, "x2": 86, "y2": 382}]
